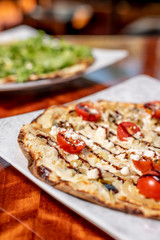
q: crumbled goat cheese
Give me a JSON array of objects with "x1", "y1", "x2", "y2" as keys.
[
  {"x1": 73, "y1": 161, "x2": 78, "y2": 168},
  {"x1": 67, "y1": 154, "x2": 79, "y2": 161},
  {"x1": 142, "y1": 114, "x2": 151, "y2": 128},
  {"x1": 85, "y1": 139, "x2": 94, "y2": 147},
  {"x1": 155, "y1": 126, "x2": 160, "y2": 133},
  {"x1": 105, "y1": 141, "x2": 114, "y2": 149},
  {"x1": 85, "y1": 138, "x2": 98, "y2": 150},
  {"x1": 111, "y1": 136, "x2": 117, "y2": 142},
  {"x1": 87, "y1": 168, "x2": 99, "y2": 179},
  {"x1": 130, "y1": 154, "x2": 140, "y2": 161},
  {"x1": 65, "y1": 122, "x2": 70, "y2": 127},
  {"x1": 117, "y1": 153, "x2": 126, "y2": 161},
  {"x1": 100, "y1": 123, "x2": 109, "y2": 128},
  {"x1": 50, "y1": 126, "x2": 59, "y2": 136},
  {"x1": 63, "y1": 129, "x2": 79, "y2": 140},
  {"x1": 120, "y1": 166, "x2": 129, "y2": 175},
  {"x1": 102, "y1": 113, "x2": 107, "y2": 121},
  {"x1": 134, "y1": 131, "x2": 141, "y2": 139},
  {"x1": 95, "y1": 127, "x2": 106, "y2": 140},
  {"x1": 89, "y1": 108, "x2": 98, "y2": 114},
  {"x1": 143, "y1": 150, "x2": 154, "y2": 158}
]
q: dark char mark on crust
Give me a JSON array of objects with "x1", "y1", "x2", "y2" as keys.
[
  {"x1": 18, "y1": 129, "x2": 35, "y2": 168},
  {"x1": 54, "y1": 178, "x2": 160, "y2": 219},
  {"x1": 37, "y1": 165, "x2": 52, "y2": 182},
  {"x1": 121, "y1": 199, "x2": 160, "y2": 211},
  {"x1": 18, "y1": 127, "x2": 160, "y2": 219},
  {"x1": 18, "y1": 129, "x2": 56, "y2": 185}
]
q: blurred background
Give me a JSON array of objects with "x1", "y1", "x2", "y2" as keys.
[{"x1": 0, "y1": 0, "x2": 160, "y2": 35}]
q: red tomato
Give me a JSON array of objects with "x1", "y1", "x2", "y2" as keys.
[
  {"x1": 132, "y1": 159, "x2": 153, "y2": 173},
  {"x1": 75, "y1": 103, "x2": 101, "y2": 121},
  {"x1": 117, "y1": 122, "x2": 142, "y2": 141},
  {"x1": 137, "y1": 170, "x2": 160, "y2": 200},
  {"x1": 57, "y1": 130, "x2": 86, "y2": 153},
  {"x1": 132, "y1": 158, "x2": 160, "y2": 173},
  {"x1": 144, "y1": 101, "x2": 160, "y2": 119}
]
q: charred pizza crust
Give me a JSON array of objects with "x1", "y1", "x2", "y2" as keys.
[
  {"x1": 18, "y1": 101, "x2": 160, "y2": 219},
  {"x1": 0, "y1": 59, "x2": 93, "y2": 84}
]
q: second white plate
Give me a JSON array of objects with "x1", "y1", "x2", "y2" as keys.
[{"x1": 0, "y1": 25, "x2": 128, "y2": 92}]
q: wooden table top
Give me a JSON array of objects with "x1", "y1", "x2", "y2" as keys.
[{"x1": 0, "y1": 35, "x2": 160, "y2": 240}]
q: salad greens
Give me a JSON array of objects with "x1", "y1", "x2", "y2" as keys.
[{"x1": 0, "y1": 32, "x2": 93, "y2": 83}]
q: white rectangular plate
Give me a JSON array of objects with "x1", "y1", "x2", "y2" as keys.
[
  {"x1": 0, "y1": 25, "x2": 127, "y2": 92},
  {"x1": 0, "y1": 75, "x2": 160, "y2": 240}
]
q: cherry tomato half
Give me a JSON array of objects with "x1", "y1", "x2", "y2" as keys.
[
  {"x1": 75, "y1": 103, "x2": 101, "y2": 121},
  {"x1": 57, "y1": 130, "x2": 86, "y2": 154},
  {"x1": 132, "y1": 159, "x2": 153, "y2": 173},
  {"x1": 144, "y1": 101, "x2": 160, "y2": 119},
  {"x1": 132, "y1": 158, "x2": 160, "y2": 173},
  {"x1": 117, "y1": 122, "x2": 142, "y2": 141},
  {"x1": 137, "y1": 170, "x2": 160, "y2": 200}
]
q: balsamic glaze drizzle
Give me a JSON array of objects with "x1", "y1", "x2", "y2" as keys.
[
  {"x1": 36, "y1": 102, "x2": 160, "y2": 185},
  {"x1": 36, "y1": 131, "x2": 124, "y2": 182}
]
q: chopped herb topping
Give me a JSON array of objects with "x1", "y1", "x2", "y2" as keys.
[{"x1": 0, "y1": 31, "x2": 93, "y2": 83}]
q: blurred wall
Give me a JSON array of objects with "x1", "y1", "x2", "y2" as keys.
[{"x1": 0, "y1": 0, "x2": 160, "y2": 35}]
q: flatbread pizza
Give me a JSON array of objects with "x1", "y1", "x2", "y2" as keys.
[
  {"x1": 18, "y1": 100, "x2": 160, "y2": 219},
  {"x1": 0, "y1": 32, "x2": 93, "y2": 84}
]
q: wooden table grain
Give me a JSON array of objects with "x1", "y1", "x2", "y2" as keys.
[{"x1": 0, "y1": 35, "x2": 160, "y2": 240}]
